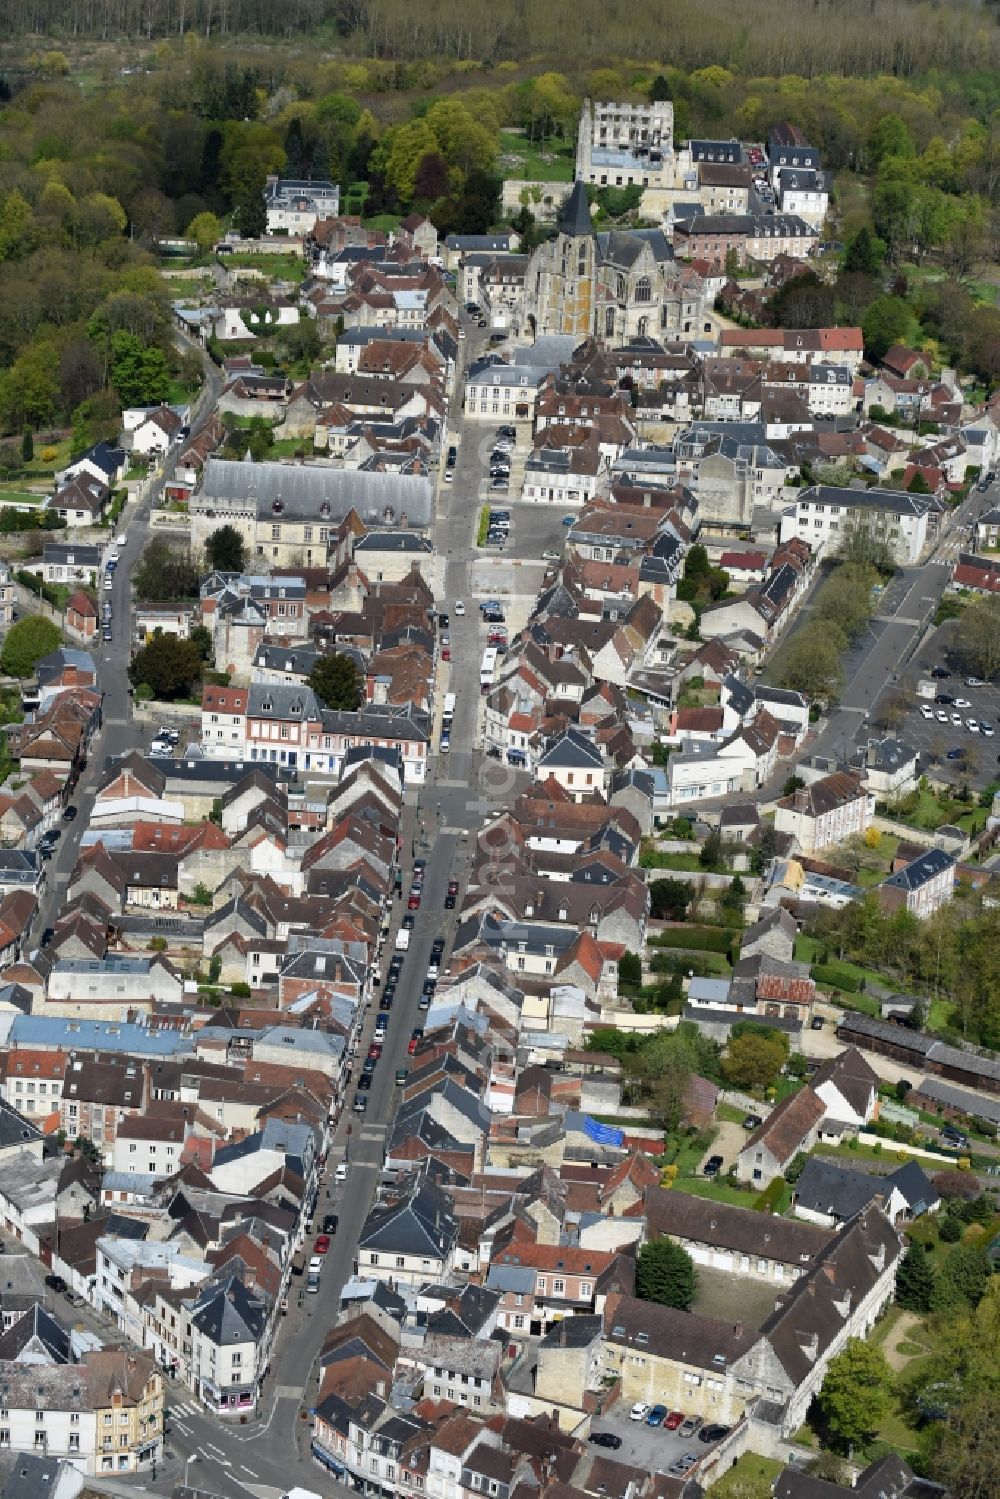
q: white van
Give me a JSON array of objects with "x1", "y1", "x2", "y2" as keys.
[
  {"x1": 443, "y1": 693, "x2": 457, "y2": 717},
  {"x1": 395, "y1": 928, "x2": 411, "y2": 952}
]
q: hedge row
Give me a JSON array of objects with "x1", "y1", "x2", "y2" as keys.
[
  {"x1": 653, "y1": 926, "x2": 733, "y2": 954},
  {"x1": 811, "y1": 963, "x2": 861, "y2": 993}
]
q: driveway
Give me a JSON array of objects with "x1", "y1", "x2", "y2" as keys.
[{"x1": 698, "y1": 1120, "x2": 746, "y2": 1175}]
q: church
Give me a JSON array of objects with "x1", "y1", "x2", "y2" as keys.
[{"x1": 519, "y1": 182, "x2": 706, "y2": 347}]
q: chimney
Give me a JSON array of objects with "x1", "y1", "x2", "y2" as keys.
[{"x1": 733, "y1": 1321, "x2": 743, "y2": 1339}]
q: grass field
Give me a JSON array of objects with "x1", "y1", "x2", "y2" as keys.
[
  {"x1": 706, "y1": 1455, "x2": 784, "y2": 1496},
  {"x1": 499, "y1": 130, "x2": 575, "y2": 182}
]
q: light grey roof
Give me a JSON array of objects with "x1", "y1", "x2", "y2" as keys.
[
  {"x1": 803, "y1": 484, "x2": 933, "y2": 518},
  {"x1": 198, "y1": 457, "x2": 433, "y2": 528}
]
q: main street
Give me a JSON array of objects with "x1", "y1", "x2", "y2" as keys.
[{"x1": 132, "y1": 313, "x2": 503, "y2": 1497}]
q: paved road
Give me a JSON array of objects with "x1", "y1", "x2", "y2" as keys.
[
  {"x1": 28, "y1": 344, "x2": 223, "y2": 951},
  {"x1": 785, "y1": 482, "x2": 997, "y2": 775},
  {"x1": 140, "y1": 310, "x2": 522, "y2": 1496}
]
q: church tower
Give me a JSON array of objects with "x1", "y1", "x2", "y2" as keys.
[{"x1": 525, "y1": 181, "x2": 596, "y2": 341}]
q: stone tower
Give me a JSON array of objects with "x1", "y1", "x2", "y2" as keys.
[{"x1": 525, "y1": 181, "x2": 596, "y2": 341}]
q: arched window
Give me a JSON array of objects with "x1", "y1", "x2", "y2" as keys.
[
  {"x1": 605, "y1": 306, "x2": 616, "y2": 337},
  {"x1": 615, "y1": 273, "x2": 626, "y2": 301},
  {"x1": 635, "y1": 275, "x2": 652, "y2": 303}
]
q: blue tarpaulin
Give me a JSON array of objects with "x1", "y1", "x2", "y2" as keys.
[{"x1": 582, "y1": 1115, "x2": 624, "y2": 1146}]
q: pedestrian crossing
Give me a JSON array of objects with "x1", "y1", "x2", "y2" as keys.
[{"x1": 170, "y1": 1400, "x2": 201, "y2": 1417}]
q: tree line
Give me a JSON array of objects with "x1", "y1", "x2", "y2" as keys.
[{"x1": 2, "y1": 0, "x2": 996, "y2": 79}]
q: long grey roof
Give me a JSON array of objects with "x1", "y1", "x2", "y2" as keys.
[{"x1": 197, "y1": 458, "x2": 433, "y2": 527}]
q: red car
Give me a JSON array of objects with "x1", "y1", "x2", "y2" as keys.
[
  {"x1": 368, "y1": 1043, "x2": 382, "y2": 1060},
  {"x1": 408, "y1": 1037, "x2": 419, "y2": 1054},
  {"x1": 407, "y1": 892, "x2": 421, "y2": 910},
  {"x1": 314, "y1": 1234, "x2": 331, "y2": 1255},
  {"x1": 664, "y1": 1411, "x2": 684, "y2": 1431}
]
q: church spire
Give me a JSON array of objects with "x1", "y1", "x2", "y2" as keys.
[{"x1": 558, "y1": 180, "x2": 594, "y2": 238}]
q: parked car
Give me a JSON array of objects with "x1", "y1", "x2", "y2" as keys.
[
  {"x1": 678, "y1": 1415, "x2": 701, "y2": 1438},
  {"x1": 314, "y1": 1234, "x2": 330, "y2": 1254},
  {"x1": 629, "y1": 1403, "x2": 650, "y2": 1422},
  {"x1": 698, "y1": 1425, "x2": 731, "y2": 1444},
  {"x1": 646, "y1": 1405, "x2": 668, "y2": 1427},
  {"x1": 322, "y1": 1215, "x2": 338, "y2": 1235},
  {"x1": 62, "y1": 805, "x2": 77, "y2": 821},
  {"x1": 588, "y1": 1432, "x2": 622, "y2": 1449},
  {"x1": 741, "y1": 1113, "x2": 761, "y2": 1130},
  {"x1": 335, "y1": 1162, "x2": 349, "y2": 1183},
  {"x1": 664, "y1": 1411, "x2": 685, "y2": 1431},
  {"x1": 703, "y1": 1154, "x2": 724, "y2": 1177},
  {"x1": 353, "y1": 1093, "x2": 368, "y2": 1113}
]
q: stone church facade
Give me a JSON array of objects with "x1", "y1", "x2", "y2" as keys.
[{"x1": 520, "y1": 182, "x2": 705, "y2": 347}]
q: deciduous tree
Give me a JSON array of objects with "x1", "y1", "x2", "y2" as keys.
[
  {"x1": 818, "y1": 1339, "x2": 892, "y2": 1451},
  {"x1": 0, "y1": 615, "x2": 60, "y2": 678}
]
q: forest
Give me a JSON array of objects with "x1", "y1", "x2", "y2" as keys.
[{"x1": 1, "y1": 0, "x2": 998, "y2": 80}]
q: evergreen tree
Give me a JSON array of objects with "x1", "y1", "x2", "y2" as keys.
[
  {"x1": 895, "y1": 1241, "x2": 935, "y2": 1313},
  {"x1": 308, "y1": 652, "x2": 363, "y2": 711},
  {"x1": 635, "y1": 1238, "x2": 697, "y2": 1310},
  {"x1": 20, "y1": 427, "x2": 32, "y2": 463}
]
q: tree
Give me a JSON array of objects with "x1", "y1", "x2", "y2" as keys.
[
  {"x1": 954, "y1": 596, "x2": 1000, "y2": 682},
  {"x1": 635, "y1": 1238, "x2": 697, "y2": 1310},
  {"x1": 189, "y1": 624, "x2": 214, "y2": 663},
  {"x1": 699, "y1": 828, "x2": 723, "y2": 869},
  {"x1": 843, "y1": 226, "x2": 885, "y2": 276},
  {"x1": 0, "y1": 615, "x2": 60, "y2": 678},
  {"x1": 109, "y1": 332, "x2": 170, "y2": 409},
  {"x1": 649, "y1": 878, "x2": 691, "y2": 922},
  {"x1": 308, "y1": 652, "x2": 362, "y2": 711},
  {"x1": 722, "y1": 1032, "x2": 787, "y2": 1090},
  {"x1": 838, "y1": 515, "x2": 897, "y2": 576},
  {"x1": 862, "y1": 293, "x2": 912, "y2": 360},
  {"x1": 128, "y1": 635, "x2": 204, "y2": 700},
  {"x1": 818, "y1": 1339, "x2": 892, "y2": 1451},
  {"x1": 931, "y1": 1243, "x2": 992, "y2": 1314},
  {"x1": 20, "y1": 428, "x2": 32, "y2": 464},
  {"x1": 773, "y1": 622, "x2": 845, "y2": 698},
  {"x1": 133, "y1": 538, "x2": 200, "y2": 603},
  {"x1": 205, "y1": 524, "x2": 246, "y2": 574},
  {"x1": 186, "y1": 211, "x2": 222, "y2": 251},
  {"x1": 896, "y1": 1241, "x2": 935, "y2": 1313},
  {"x1": 618, "y1": 951, "x2": 642, "y2": 990}
]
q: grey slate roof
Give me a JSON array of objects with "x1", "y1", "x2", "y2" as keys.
[
  {"x1": 198, "y1": 457, "x2": 433, "y2": 528},
  {"x1": 191, "y1": 1273, "x2": 268, "y2": 1345}
]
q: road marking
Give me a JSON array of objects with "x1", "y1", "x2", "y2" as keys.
[{"x1": 239, "y1": 1464, "x2": 259, "y2": 1477}]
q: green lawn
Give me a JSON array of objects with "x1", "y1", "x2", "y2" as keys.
[
  {"x1": 363, "y1": 213, "x2": 402, "y2": 232},
  {"x1": 715, "y1": 1102, "x2": 748, "y2": 1126},
  {"x1": 707, "y1": 1457, "x2": 785, "y2": 1493},
  {"x1": 499, "y1": 130, "x2": 576, "y2": 182},
  {"x1": 641, "y1": 850, "x2": 703, "y2": 871},
  {"x1": 671, "y1": 1175, "x2": 757, "y2": 1209},
  {"x1": 707, "y1": 1455, "x2": 784, "y2": 1496},
  {"x1": 224, "y1": 250, "x2": 306, "y2": 282},
  {"x1": 269, "y1": 438, "x2": 311, "y2": 458}
]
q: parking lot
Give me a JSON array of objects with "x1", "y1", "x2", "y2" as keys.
[
  {"x1": 589, "y1": 1406, "x2": 729, "y2": 1478},
  {"x1": 884, "y1": 621, "x2": 1000, "y2": 790}
]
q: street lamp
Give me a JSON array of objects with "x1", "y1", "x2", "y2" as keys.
[{"x1": 184, "y1": 1452, "x2": 200, "y2": 1489}]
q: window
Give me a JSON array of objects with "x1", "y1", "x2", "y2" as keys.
[
  {"x1": 395, "y1": 1256, "x2": 405, "y2": 1269},
  {"x1": 553, "y1": 1278, "x2": 565, "y2": 1294}
]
